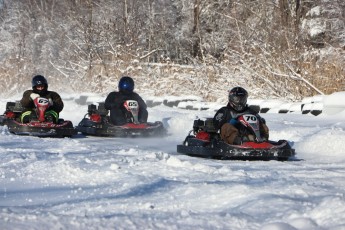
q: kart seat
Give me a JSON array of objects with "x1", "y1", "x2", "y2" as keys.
[{"x1": 193, "y1": 118, "x2": 217, "y2": 133}]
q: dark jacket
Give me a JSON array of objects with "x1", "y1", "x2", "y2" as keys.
[
  {"x1": 213, "y1": 103, "x2": 264, "y2": 130},
  {"x1": 20, "y1": 89, "x2": 64, "y2": 113},
  {"x1": 104, "y1": 91, "x2": 148, "y2": 125}
]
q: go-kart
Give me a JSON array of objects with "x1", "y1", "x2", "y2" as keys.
[
  {"x1": 177, "y1": 114, "x2": 295, "y2": 161},
  {"x1": 77, "y1": 101, "x2": 166, "y2": 137},
  {"x1": 0, "y1": 98, "x2": 77, "y2": 137}
]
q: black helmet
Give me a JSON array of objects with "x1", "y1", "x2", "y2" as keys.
[
  {"x1": 32, "y1": 75, "x2": 48, "y2": 88},
  {"x1": 118, "y1": 76, "x2": 134, "y2": 92},
  {"x1": 31, "y1": 75, "x2": 48, "y2": 93},
  {"x1": 228, "y1": 87, "x2": 248, "y2": 111}
]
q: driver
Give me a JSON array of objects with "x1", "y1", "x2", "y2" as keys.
[
  {"x1": 20, "y1": 75, "x2": 64, "y2": 123},
  {"x1": 213, "y1": 87, "x2": 269, "y2": 145},
  {"x1": 104, "y1": 76, "x2": 148, "y2": 125}
]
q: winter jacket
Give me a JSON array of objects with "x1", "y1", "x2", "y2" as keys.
[
  {"x1": 213, "y1": 103, "x2": 265, "y2": 130},
  {"x1": 104, "y1": 91, "x2": 148, "y2": 125},
  {"x1": 20, "y1": 89, "x2": 64, "y2": 113}
]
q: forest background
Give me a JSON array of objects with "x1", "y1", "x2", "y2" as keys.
[{"x1": 0, "y1": 0, "x2": 344, "y2": 102}]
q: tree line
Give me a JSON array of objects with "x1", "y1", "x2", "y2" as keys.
[{"x1": 0, "y1": 0, "x2": 344, "y2": 100}]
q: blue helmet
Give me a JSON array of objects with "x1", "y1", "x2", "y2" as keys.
[{"x1": 118, "y1": 76, "x2": 134, "y2": 92}]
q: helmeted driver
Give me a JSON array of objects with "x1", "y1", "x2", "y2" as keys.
[
  {"x1": 213, "y1": 87, "x2": 269, "y2": 145},
  {"x1": 20, "y1": 75, "x2": 64, "y2": 123},
  {"x1": 104, "y1": 76, "x2": 148, "y2": 125}
]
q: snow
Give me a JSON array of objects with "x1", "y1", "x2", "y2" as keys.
[
  {"x1": 302, "y1": 6, "x2": 327, "y2": 38},
  {"x1": 1, "y1": 93, "x2": 345, "y2": 230},
  {"x1": 323, "y1": 92, "x2": 345, "y2": 115},
  {"x1": 307, "y1": 6, "x2": 321, "y2": 17}
]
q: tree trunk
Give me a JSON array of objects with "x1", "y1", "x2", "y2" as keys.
[
  {"x1": 279, "y1": 0, "x2": 290, "y2": 27},
  {"x1": 192, "y1": 0, "x2": 201, "y2": 59}
]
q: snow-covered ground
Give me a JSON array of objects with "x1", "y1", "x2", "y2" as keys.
[{"x1": 1, "y1": 93, "x2": 345, "y2": 230}]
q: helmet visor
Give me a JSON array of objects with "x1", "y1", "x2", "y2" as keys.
[
  {"x1": 229, "y1": 95, "x2": 247, "y2": 111},
  {"x1": 231, "y1": 95, "x2": 246, "y2": 104},
  {"x1": 35, "y1": 84, "x2": 45, "y2": 90}
]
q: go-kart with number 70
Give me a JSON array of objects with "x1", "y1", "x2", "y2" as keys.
[{"x1": 177, "y1": 113, "x2": 296, "y2": 161}]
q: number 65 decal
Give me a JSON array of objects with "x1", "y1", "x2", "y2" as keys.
[{"x1": 128, "y1": 101, "x2": 138, "y2": 107}]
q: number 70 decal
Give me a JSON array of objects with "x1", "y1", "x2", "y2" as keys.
[{"x1": 243, "y1": 114, "x2": 257, "y2": 122}]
